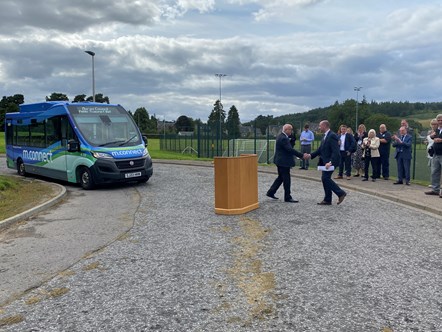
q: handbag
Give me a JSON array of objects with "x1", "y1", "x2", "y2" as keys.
[{"x1": 428, "y1": 146, "x2": 434, "y2": 157}]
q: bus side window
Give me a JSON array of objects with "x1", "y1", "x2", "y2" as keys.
[
  {"x1": 6, "y1": 122, "x2": 13, "y2": 145},
  {"x1": 62, "y1": 116, "x2": 78, "y2": 143},
  {"x1": 30, "y1": 122, "x2": 45, "y2": 147},
  {"x1": 46, "y1": 117, "x2": 61, "y2": 146},
  {"x1": 17, "y1": 124, "x2": 30, "y2": 146}
]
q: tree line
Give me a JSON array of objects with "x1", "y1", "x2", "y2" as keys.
[
  {"x1": 0, "y1": 92, "x2": 242, "y2": 138},
  {"x1": 245, "y1": 97, "x2": 442, "y2": 135},
  {"x1": 2, "y1": 92, "x2": 441, "y2": 136}
]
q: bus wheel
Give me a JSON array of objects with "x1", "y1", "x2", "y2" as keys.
[
  {"x1": 17, "y1": 160, "x2": 26, "y2": 176},
  {"x1": 79, "y1": 167, "x2": 94, "y2": 190}
]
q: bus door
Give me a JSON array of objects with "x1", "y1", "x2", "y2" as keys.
[
  {"x1": 41, "y1": 116, "x2": 68, "y2": 180},
  {"x1": 61, "y1": 115, "x2": 79, "y2": 182},
  {"x1": 5, "y1": 119, "x2": 15, "y2": 169}
]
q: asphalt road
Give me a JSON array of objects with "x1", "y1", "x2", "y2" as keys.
[
  {"x1": 0, "y1": 157, "x2": 141, "y2": 307},
  {"x1": 1, "y1": 160, "x2": 442, "y2": 331}
]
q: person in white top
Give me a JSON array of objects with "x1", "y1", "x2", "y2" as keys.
[{"x1": 362, "y1": 129, "x2": 381, "y2": 182}]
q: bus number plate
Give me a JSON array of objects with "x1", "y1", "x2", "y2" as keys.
[{"x1": 125, "y1": 172, "x2": 142, "y2": 178}]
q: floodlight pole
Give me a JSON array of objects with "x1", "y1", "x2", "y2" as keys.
[
  {"x1": 85, "y1": 51, "x2": 96, "y2": 102},
  {"x1": 215, "y1": 73, "x2": 227, "y2": 155},
  {"x1": 354, "y1": 86, "x2": 362, "y2": 130}
]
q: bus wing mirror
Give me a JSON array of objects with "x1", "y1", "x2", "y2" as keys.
[
  {"x1": 142, "y1": 135, "x2": 148, "y2": 147},
  {"x1": 67, "y1": 139, "x2": 80, "y2": 152}
]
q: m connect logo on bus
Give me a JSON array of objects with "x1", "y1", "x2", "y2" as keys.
[
  {"x1": 110, "y1": 149, "x2": 144, "y2": 158},
  {"x1": 23, "y1": 149, "x2": 53, "y2": 163}
]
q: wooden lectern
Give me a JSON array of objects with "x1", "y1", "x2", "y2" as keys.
[{"x1": 214, "y1": 154, "x2": 259, "y2": 215}]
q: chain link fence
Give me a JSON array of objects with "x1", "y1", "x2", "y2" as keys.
[{"x1": 159, "y1": 125, "x2": 431, "y2": 183}]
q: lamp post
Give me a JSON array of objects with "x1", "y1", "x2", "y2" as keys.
[
  {"x1": 215, "y1": 73, "x2": 227, "y2": 155},
  {"x1": 354, "y1": 86, "x2": 362, "y2": 130},
  {"x1": 85, "y1": 51, "x2": 96, "y2": 102}
]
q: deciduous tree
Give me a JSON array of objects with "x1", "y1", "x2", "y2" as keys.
[{"x1": 46, "y1": 92, "x2": 69, "y2": 101}]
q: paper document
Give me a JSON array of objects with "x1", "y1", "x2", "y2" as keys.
[{"x1": 317, "y1": 166, "x2": 335, "y2": 171}]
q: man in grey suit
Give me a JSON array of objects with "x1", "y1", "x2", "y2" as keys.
[
  {"x1": 304, "y1": 120, "x2": 347, "y2": 205},
  {"x1": 267, "y1": 124, "x2": 304, "y2": 203}
]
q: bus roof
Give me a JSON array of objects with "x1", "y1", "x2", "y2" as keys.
[
  {"x1": 19, "y1": 101, "x2": 121, "y2": 113},
  {"x1": 19, "y1": 101, "x2": 67, "y2": 113}
]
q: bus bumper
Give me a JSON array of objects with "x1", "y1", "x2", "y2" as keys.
[{"x1": 89, "y1": 156, "x2": 153, "y2": 185}]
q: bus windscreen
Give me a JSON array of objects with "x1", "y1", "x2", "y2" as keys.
[{"x1": 68, "y1": 105, "x2": 141, "y2": 147}]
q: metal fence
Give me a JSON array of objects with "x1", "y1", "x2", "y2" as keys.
[{"x1": 159, "y1": 126, "x2": 432, "y2": 183}]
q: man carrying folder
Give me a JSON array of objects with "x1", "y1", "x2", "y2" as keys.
[{"x1": 304, "y1": 120, "x2": 347, "y2": 205}]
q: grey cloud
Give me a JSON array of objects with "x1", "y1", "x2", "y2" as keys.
[{"x1": 0, "y1": 0, "x2": 161, "y2": 34}]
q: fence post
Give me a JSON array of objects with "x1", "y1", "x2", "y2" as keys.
[
  {"x1": 266, "y1": 125, "x2": 270, "y2": 164},
  {"x1": 197, "y1": 123, "x2": 201, "y2": 158},
  {"x1": 254, "y1": 120, "x2": 257, "y2": 154},
  {"x1": 412, "y1": 131, "x2": 417, "y2": 180}
]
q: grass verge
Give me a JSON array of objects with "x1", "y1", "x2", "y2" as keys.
[{"x1": 0, "y1": 176, "x2": 58, "y2": 221}]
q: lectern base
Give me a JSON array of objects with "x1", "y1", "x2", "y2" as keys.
[{"x1": 214, "y1": 202, "x2": 259, "y2": 215}]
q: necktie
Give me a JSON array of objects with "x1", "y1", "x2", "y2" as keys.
[{"x1": 401, "y1": 135, "x2": 404, "y2": 141}]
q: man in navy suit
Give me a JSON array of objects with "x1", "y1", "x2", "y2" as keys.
[
  {"x1": 267, "y1": 124, "x2": 304, "y2": 203},
  {"x1": 304, "y1": 120, "x2": 347, "y2": 205},
  {"x1": 392, "y1": 126, "x2": 412, "y2": 185},
  {"x1": 336, "y1": 124, "x2": 356, "y2": 179}
]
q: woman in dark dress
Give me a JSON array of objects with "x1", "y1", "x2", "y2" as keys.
[{"x1": 352, "y1": 124, "x2": 367, "y2": 177}]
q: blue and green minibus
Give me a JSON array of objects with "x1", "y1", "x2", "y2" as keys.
[{"x1": 4, "y1": 101, "x2": 153, "y2": 189}]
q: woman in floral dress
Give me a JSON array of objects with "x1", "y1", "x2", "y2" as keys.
[{"x1": 352, "y1": 124, "x2": 367, "y2": 177}]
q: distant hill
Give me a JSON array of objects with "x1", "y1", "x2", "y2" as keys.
[{"x1": 243, "y1": 99, "x2": 442, "y2": 134}]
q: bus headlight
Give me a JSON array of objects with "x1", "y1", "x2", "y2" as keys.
[{"x1": 91, "y1": 151, "x2": 113, "y2": 159}]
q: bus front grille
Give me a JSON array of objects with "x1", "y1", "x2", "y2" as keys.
[{"x1": 115, "y1": 159, "x2": 145, "y2": 169}]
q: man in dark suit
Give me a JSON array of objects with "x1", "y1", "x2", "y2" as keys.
[
  {"x1": 304, "y1": 120, "x2": 347, "y2": 205},
  {"x1": 392, "y1": 126, "x2": 412, "y2": 185},
  {"x1": 336, "y1": 124, "x2": 356, "y2": 180},
  {"x1": 267, "y1": 124, "x2": 303, "y2": 203},
  {"x1": 377, "y1": 124, "x2": 392, "y2": 180}
]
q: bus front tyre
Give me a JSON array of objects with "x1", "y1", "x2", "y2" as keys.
[
  {"x1": 79, "y1": 167, "x2": 95, "y2": 190},
  {"x1": 17, "y1": 160, "x2": 26, "y2": 176}
]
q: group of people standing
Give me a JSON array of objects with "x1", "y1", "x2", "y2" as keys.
[
  {"x1": 330, "y1": 120, "x2": 417, "y2": 185},
  {"x1": 267, "y1": 115, "x2": 442, "y2": 205}
]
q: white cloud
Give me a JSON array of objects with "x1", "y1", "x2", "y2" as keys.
[{"x1": 1, "y1": 1, "x2": 442, "y2": 122}]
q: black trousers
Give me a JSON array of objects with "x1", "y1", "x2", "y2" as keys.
[
  {"x1": 379, "y1": 152, "x2": 390, "y2": 178},
  {"x1": 268, "y1": 166, "x2": 292, "y2": 200},
  {"x1": 364, "y1": 156, "x2": 380, "y2": 179},
  {"x1": 338, "y1": 151, "x2": 352, "y2": 176}
]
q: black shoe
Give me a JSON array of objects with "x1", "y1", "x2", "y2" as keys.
[
  {"x1": 383, "y1": 177, "x2": 389, "y2": 180},
  {"x1": 337, "y1": 193, "x2": 347, "y2": 205},
  {"x1": 285, "y1": 198, "x2": 299, "y2": 203},
  {"x1": 405, "y1": 182, "x2": 410, "y2": 186},
  {"x1": 353, "y1": 174, "x2": 360, "y2": 177},
  {"x1": 372, "y1": 179, "x2": 376, "y2": 182},
  {"x1": 266, "y1": 193, "x2": 279, "y2": 199},
  {"x1": 317, "y1": 201, "x2": 331, "y2": 205},
  {"x1": 393, "y1": 181, "x2": 403, "y2": 185},
  {"x1": 299, "y1": 167, "x2": 305, "y2": 170},
  {"x1": 362, "y1": 178, "x2": 368, "y2": 181}
]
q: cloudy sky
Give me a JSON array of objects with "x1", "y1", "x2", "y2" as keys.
[{"x1": 1, "y1": 0, "x2": 442, "y2": 122}]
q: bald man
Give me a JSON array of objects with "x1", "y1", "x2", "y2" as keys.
[{"x1": 267, "y1": 124, "x2": 303, "y2": 203}]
